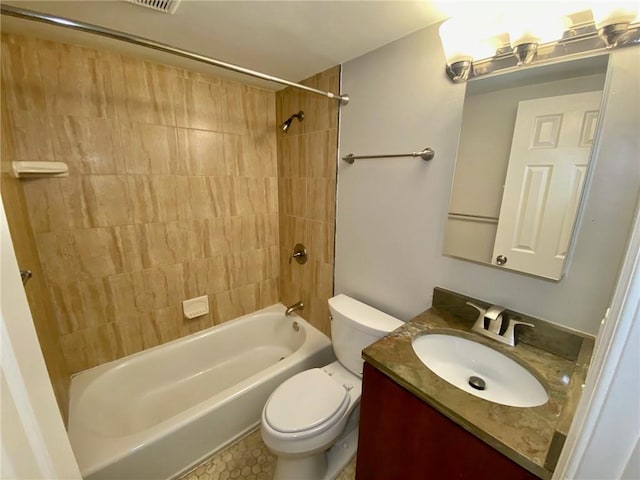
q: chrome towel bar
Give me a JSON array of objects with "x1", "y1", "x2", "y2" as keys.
[{"x1": 342, "y1": 147, "x2": 434, "y2": 164}]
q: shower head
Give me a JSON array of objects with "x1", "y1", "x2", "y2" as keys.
[{"x1": 279, "y1": 111, "x2": 304, "y2": 133}]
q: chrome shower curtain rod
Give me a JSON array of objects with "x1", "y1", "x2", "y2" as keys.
[{"x1": 0, "y1": 4, "x2": 350, "y2": 106}]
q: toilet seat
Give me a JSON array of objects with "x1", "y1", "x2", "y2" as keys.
[{"x1": 264, "y1": 369, "x2": 349, "y2": 438}]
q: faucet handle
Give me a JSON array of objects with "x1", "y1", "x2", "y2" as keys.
[
  {"x1": 466, "y1": 301, "x2": 486, "y2": 315},
  {"x1": 503, "y1": 319, "x2": 534, "y2": 346},
  {"x1": 484, "y1": 305, "x2": 506, "y2": 334},
  {"x1": 484, "y1": 305, "x2": 506, "y2": 321}
]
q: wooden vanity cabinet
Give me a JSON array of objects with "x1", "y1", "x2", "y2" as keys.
[{"x1": 356, "y1": 362, "x2": 539, "y2": 480}]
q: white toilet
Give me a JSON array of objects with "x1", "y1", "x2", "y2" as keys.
[{"x1": 261, "y1": 294, "x2": 403, "y2": 480}]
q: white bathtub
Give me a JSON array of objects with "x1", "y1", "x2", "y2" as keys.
[{"x1": 68, "y1": 304, "x2": 335, "y2": 480}]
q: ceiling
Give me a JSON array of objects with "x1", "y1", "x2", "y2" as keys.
[{"x1": 1, "y1": 0, "x2": 448, "y2": 90}]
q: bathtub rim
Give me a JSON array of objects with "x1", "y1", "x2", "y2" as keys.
[{"x1": 69, "y1": 303, "x2": 310, "y2": 382}]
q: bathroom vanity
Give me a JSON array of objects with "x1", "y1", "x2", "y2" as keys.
[{"x1": 356, "y1": 288, "x2": 594, "y2": 479}]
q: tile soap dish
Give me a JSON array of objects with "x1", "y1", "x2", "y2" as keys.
[
  {"x1": 183, "y1": 295, "x2": 209, "y2": 319},
  {"x1": 11, "y1": 161, "x2": 69, "y2": 178}
]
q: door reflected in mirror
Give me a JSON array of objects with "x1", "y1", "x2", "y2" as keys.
[{"x1": 443, "y1": 55, "x2": 609, "y2": 280}]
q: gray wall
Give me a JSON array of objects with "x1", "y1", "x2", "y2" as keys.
[{"x1": 335, "y1": 24, "x2": 639, "y2": 335}]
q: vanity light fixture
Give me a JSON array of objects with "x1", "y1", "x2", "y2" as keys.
[
  {"x1": 440, "y1": 4, "x2": 640, "y2": 83},
  {"x1": 508, "y1": 11, "x2": 567, "y2": 66},
  {"x1": 440, "y1": 18, "x2": 499, "y2": 82},
  {"x1": 439, "y1": 19, "x2": 473, "y2": 82},
  {"x1": 508, "y1": 19, "x2": 541, "y2": 66},
  {"x1": 511, "y1": 42, "x2": 537, "y2": 66},
  {"x1": 592, "y1": 5, "x2": 639, "y2": 47}
]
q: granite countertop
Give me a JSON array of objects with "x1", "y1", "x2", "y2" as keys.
[{"x1": 362, "y1": 288, "x2": 594, "y2": 480}]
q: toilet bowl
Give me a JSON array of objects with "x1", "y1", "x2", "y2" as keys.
[{"x1": 261, "y1": 294, "x2": 403, "y2": 480}]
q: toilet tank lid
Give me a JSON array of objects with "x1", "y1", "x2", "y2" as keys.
[{"x1": 328, "y1": 294, "x2": 403, "y2": 334}]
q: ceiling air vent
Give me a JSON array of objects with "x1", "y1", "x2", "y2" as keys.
[{"x1": 125, "y1": 0, "x2": 182, "y2": 14}]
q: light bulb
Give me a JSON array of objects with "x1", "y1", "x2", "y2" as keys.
[
  {"x1": 508, "y1": 14, "x2": 565, "y2": 47},
  {"x1": 472, "y1": 35, "x2": 502, "y2": 61},
  {"x1": 591, "y1": 3, "x2": 638, "y2": 29},
  {"x1": 591, "y1": 1, "x2": 639, "y2": 46},
  {"x1": 439, "y1": 18, "x2": 475, "y2": 64},
  {"x1": 440, "y1": 18, "x2": 501, "y2": 61}
]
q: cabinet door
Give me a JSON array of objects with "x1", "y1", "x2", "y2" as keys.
[
  {"x1": 492, "y1": 91, "x2": 602, "y2": 279},
  {"x1": 356, "y1": 363, "x2": 539, "y2": 480}
]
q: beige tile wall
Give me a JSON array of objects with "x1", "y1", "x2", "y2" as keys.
[
  {"x1": 1, "y1": 36, "x2": 71, "y2": 421},
  {"x1": 1, "y1": 33, "x2": 279, "y2": 373},
  {"x1": 276, "y1": 67, "x2": 340, "y2": 336},
  {"x1": 0, "y1": 174, "x2": 71, "y2": 422}
]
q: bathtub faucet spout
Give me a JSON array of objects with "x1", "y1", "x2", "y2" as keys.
[{"x1": 285, "y1": 301, "x2": 304, "y2": 316}]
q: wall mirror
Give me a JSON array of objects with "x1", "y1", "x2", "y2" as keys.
[{"x1": 443, "y1": 54, "x2": 609, "y2": 280}]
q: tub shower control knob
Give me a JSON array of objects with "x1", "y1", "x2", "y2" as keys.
[
  {"x1": 289, "y1": 244, "x2": 307, "y2": 264},
  {"x1": 20, "y1": 269, "x2": 32, "y2": 285}
]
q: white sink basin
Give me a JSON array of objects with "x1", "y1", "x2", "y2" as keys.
[{"x1": 411, "y1": 334, "x2": 548, "y2": 407}]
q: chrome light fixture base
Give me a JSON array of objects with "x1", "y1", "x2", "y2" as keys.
[
  {"x1": 441, "y1": 18, "x2": 639, "y2": 84},
  {"x1": 513, "y1": 42, "x2": 538, "y2": 65},
  {"x1": 598, "y1": 23, "x2": 629, "y2": 47},
  {"x1": 446, "y1": 60, "x2": 472, "y2": 83}
]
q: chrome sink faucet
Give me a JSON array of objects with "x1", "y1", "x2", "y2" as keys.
[
  {"x1": 466, "y1": 302, "x2": 534, "y2": 347},
  {"x1": 285, "y1": 301, "x2": 304, "y2": 316}
]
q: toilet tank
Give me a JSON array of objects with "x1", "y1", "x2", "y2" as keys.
[{"x1": 328, "y1": 294, "x2": 403, "y2": 377}]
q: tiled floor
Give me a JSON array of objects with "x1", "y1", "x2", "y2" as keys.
[{"x1": 179, "y1": 428, "x2": 356, "y2": 480}]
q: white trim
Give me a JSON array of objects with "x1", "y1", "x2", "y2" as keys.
[
  {"x1": 0, "y1": 201, "x2": 81, "y2": 479},
  {"x1": 1, "y1": 320, "x2": 57, "y2": 475},
  {"x1": 553, "y1": 200, "x2": 640, "y2": 479}
]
